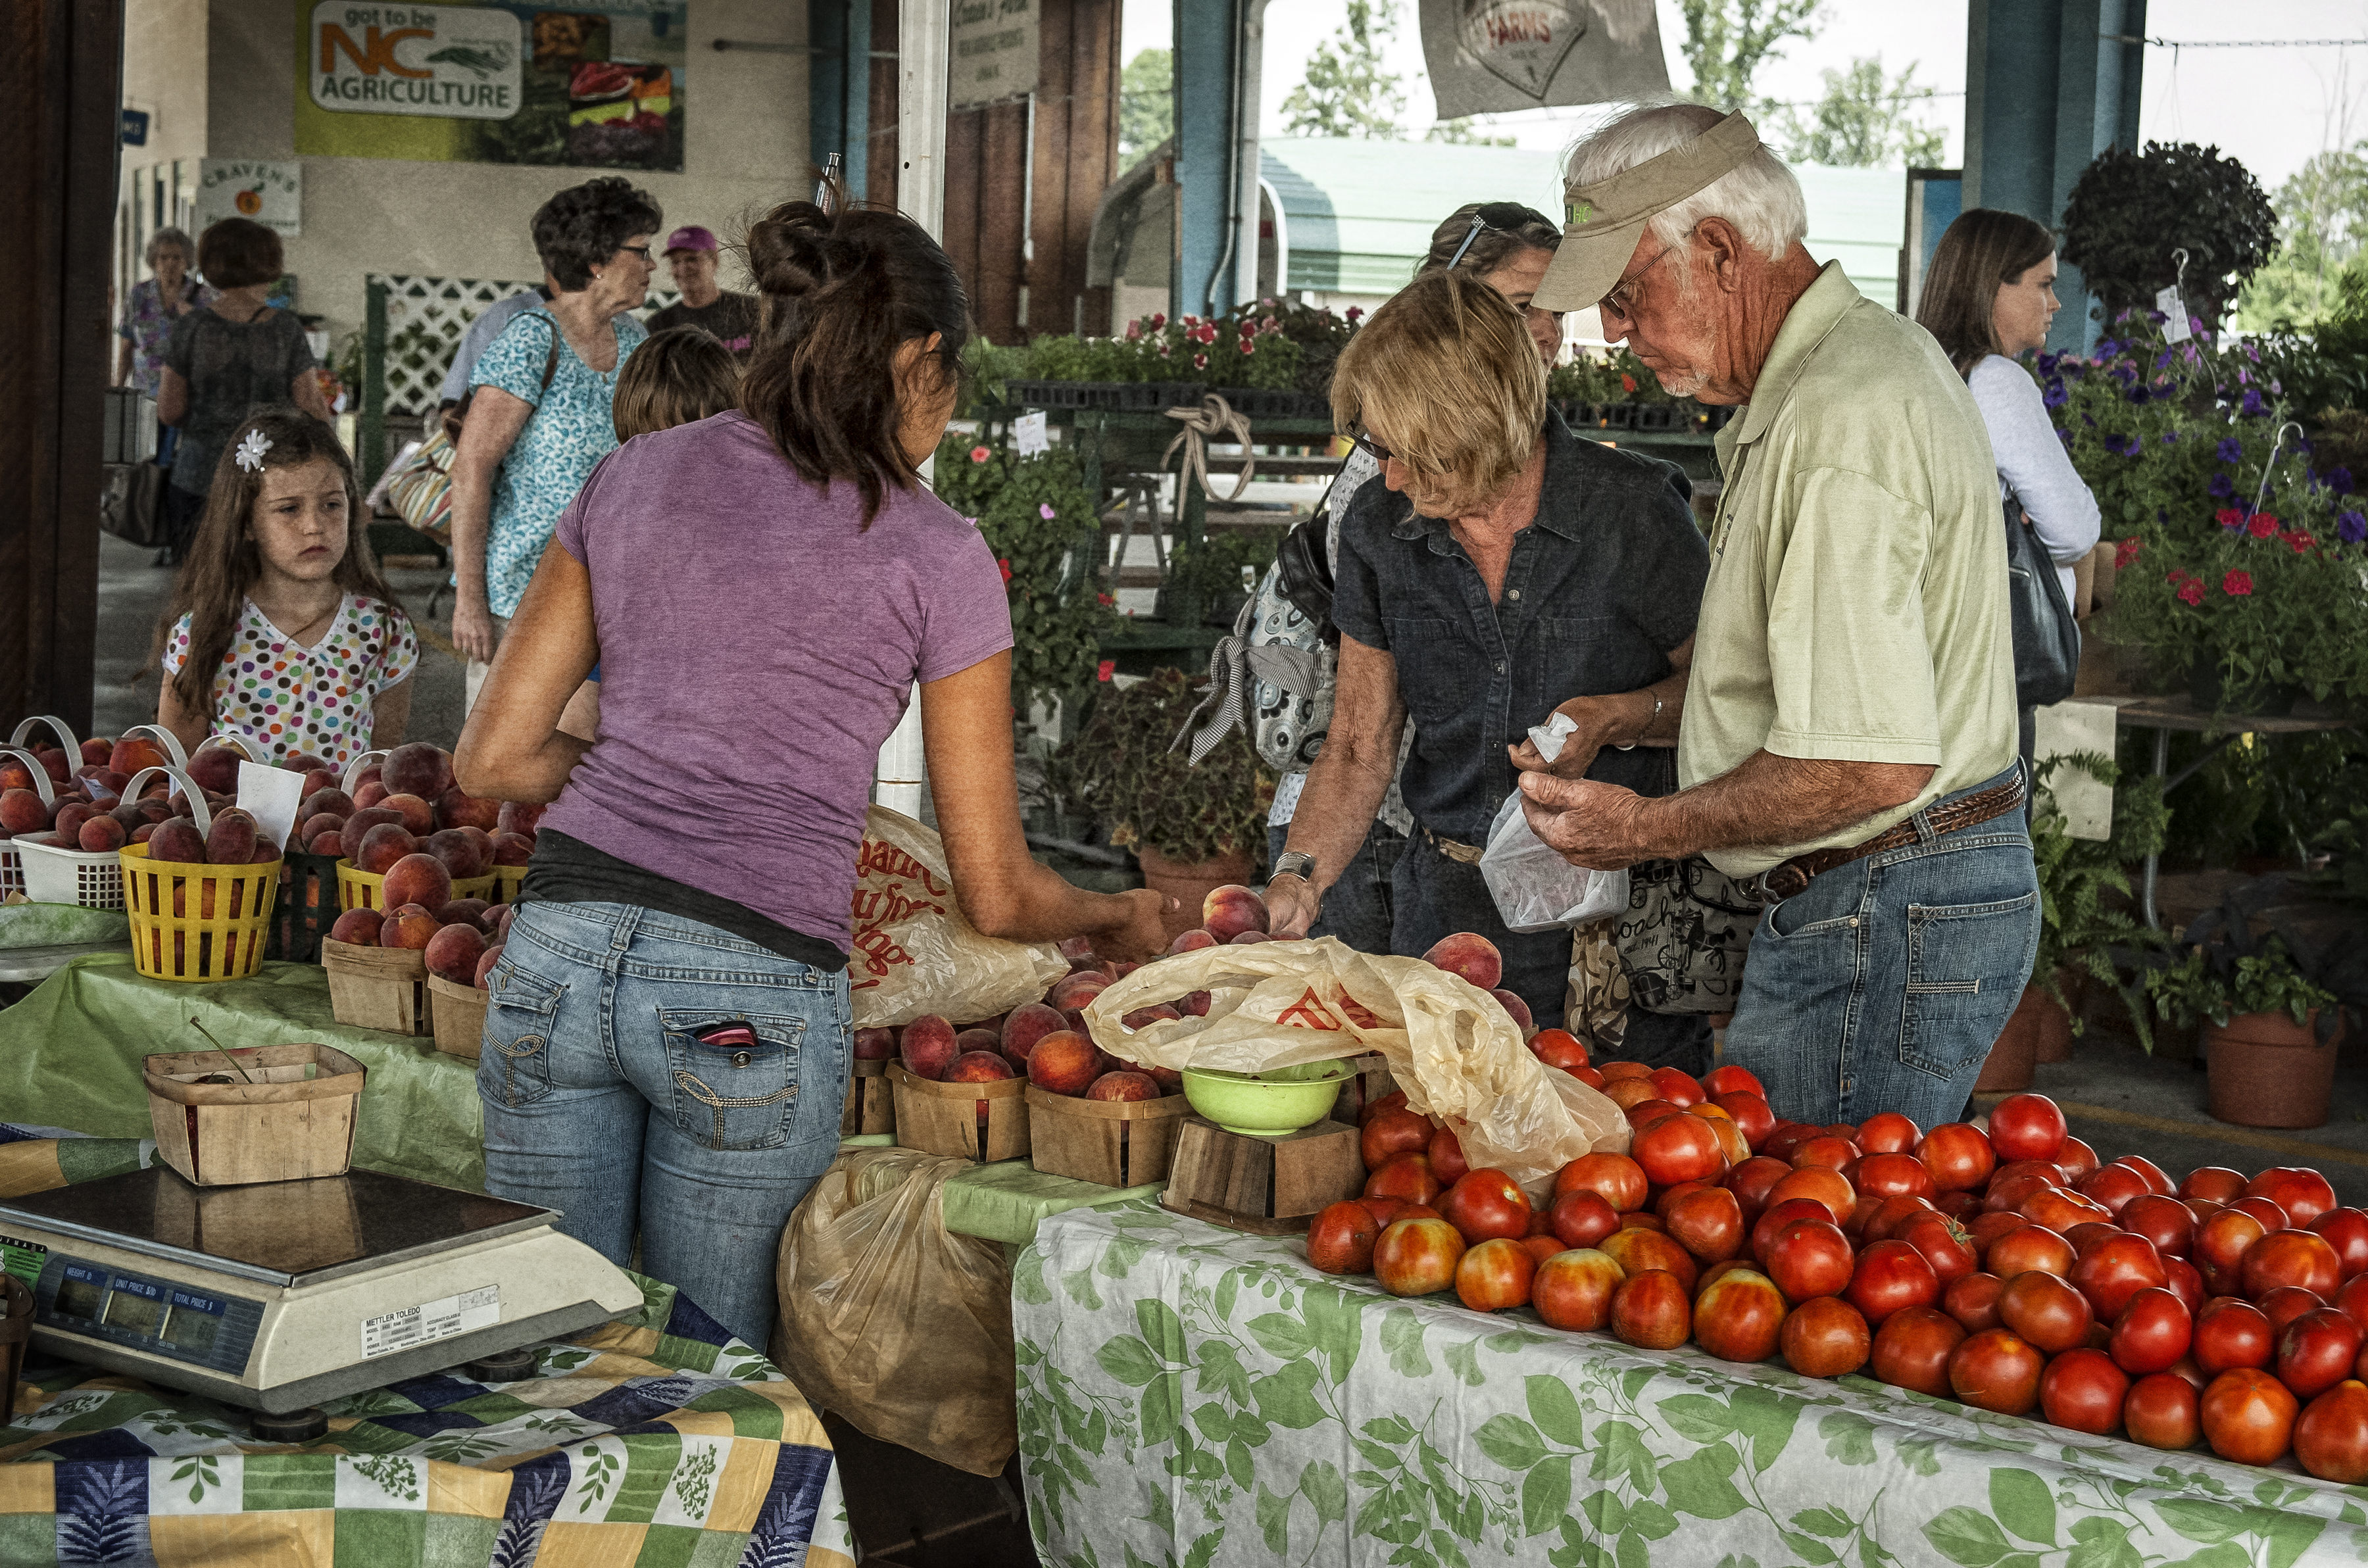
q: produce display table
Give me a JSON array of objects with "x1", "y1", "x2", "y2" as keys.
[
  {"x1": 1016, "y1": 1202, "x2": 2365, "y2": 1567},
  {"x1": 0, "y1": 1135, "x2": 854, "y2": 1568},
  {"x1": 833, "y1": 1133, "x2": 1162, "y2": 1246}
]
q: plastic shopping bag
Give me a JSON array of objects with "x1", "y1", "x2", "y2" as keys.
[
  {"x1": 1083, "y1": 937, "x2": 1627, "y2": 1197},
  {"x1": 849, "y1": 805, "x2": 1069, "y2": 1028},
  {"x1": 772, "y1": 1146, "x2": 1018, "y2": 1475},
  {"x1": 1478, "y1": 790, "x2": 1631, "y2": 933}
]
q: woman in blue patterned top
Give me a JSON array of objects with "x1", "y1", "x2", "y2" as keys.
[{"x1": 449, "y1": 176, "x2": 660, "y2": 708}]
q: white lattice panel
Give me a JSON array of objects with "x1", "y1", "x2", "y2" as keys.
[{"x1": 369, "y1": 274, "x2": 685, "y2": 414}]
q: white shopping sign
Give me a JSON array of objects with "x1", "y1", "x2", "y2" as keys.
[
  {"x1": 195, "y1": 161, "x2": 303, "y2": 239},
  {"x1": 309, "y1": 2, "x2": 524, "y2": 120}
]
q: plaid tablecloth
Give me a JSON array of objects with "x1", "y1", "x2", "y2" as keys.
[{"x1": 0, "y1": 1132, "x2": 854, "y2": 1567}]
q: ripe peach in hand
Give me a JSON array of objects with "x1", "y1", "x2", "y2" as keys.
[
  {"x1": 380, "y1": 904, "x2": 439, "y2": 949},
  {"x1": 1087, "y1": 1069, "x2": 1160, "y2": 1101},
  {"x1": 328, "y1": 907, "x2": 382, "y2": 946},
  {"x1": 382, "y1": 852, "x2": 454, "y2": 912},
  {"x1": 899, "y1": 1016, "x2": 960, "y2": 1079},
  {"x1": 1423, "y1": 931, "x2": 1503, "y2": 990},
  {"x1": 425, "y1": 922, "x2": 485, "y2": 984},
  {"x1": 435, "y1": 784, "x2": 503, "y2": 832},
  {"x1": 1201, "y1": 884, "x2": 1268, "y2": 941},
  {"x1": 497, "y1": 800, "x2": 545, "y2": 840},
  {"x1": 1026, "y1": 1031, "x2": 1102, "y2": 1096}
]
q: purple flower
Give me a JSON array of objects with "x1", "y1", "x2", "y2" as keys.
[
  {"x1": 2036, "y1": 351, "x2": 2061, "y2": 374},
  {"x1": 2240, "y1": 389, "x2": 2265, "y2": 416},
  {"x1": 2124, "y1": 384, "x2": 2151, "y2": 404},
  {"x1": 2042, "y1": 379, "x2": 2068, "y2": 408},
  {"x1": 2057, "y1": 427, "x2": 2074, "y2": 446},
  {"x1": 2162, "y1": 430, "x2": 2179, "y2": 444},
  {"x1": 2096, "y1": 339, "x2": 2121, "y2": 359},
  {"x1": 2209, "y1": 473, "x2": 2235, "y2": 499},
  {"x1": 2217, "y1": 438, "x2": 2243, "y2": 463},
  {"x1": 2332, "y1": 466, "x2": 2356, "y2": 497},
  {"x1": 2342, "y1": 511, "x2": 2367, "y2": 545}
]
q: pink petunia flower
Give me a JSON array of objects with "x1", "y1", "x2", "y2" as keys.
[
  {"x1": 2223, "y1": 570, "x2": 2253, "y2": 596},
  {"x1": 2114, "y1": 537, "x2": 2142, "y2": 568},
  {"x1": 2178, "y1": 580, "x2": 2206, "y2": 606},
  {"x1": 970, "y1": 445, "x2": 991, "y2": 463},
  {"x1": 1097, "y1": 660, "x2": 1116, "y2": 681},
  {"x1": 2215, "y1": 508, "x2": 2244, "y2": 529},
  {"x1": 2247, "y1": 513, "x2": 2277, "y2": 539},
  {"x1": 997, "y1": 557, "x2": 1013, "y2": 584},
  {"x1": 1039, "y1": 502, "x2": 1057, "y2": 520}
]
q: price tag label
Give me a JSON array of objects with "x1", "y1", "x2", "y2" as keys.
[
  {"x1": 0, "y1": 1233, "x2": 47, "y2": 1287},
  {"x1": 360, "y1": 1285, "x2": 499, "y2": 1360},
  {"x1": 1014, "y1": 411, "x2": 1050, "y2": 456},
  {"x1": 235, "y1": 760, "x2": 305, "y2": 852},
  {"x1": 2157, "y1": 285, "x2": 2192, "y2": 345}
]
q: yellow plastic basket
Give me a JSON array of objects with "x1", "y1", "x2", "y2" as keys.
[
  {"x1": 119, "y1": 842, "x2": 280, "y2": 983},
  {"x1": 335, "y1": 858, "x2": 498, "y2": 914}
]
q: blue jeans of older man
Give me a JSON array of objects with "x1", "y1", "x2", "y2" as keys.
[
  {"x1": 476, "y1": 899, "x2": 851, "y2": 1350},
  {"x1": 1720, "y1": 764, "x2": 2040, "y2": 1129}
]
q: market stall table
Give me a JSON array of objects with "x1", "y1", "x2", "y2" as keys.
[
  {"x1": 1016, "y1": 1200, "x2": 2367, "y2": 1567},
  {"x1": 0, "y1": 1135, "x2": 854, "y2": 1567}
]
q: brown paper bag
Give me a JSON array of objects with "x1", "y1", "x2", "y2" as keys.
[
  {"x1": 772, "y1": 1146, "x2": 1017, "y2": 1475},
  {"x1": 1081, "y1": 936, "x2": 1628, "y2": 1198},
  {"x1": 849, "y1": 805, "x2": 1069, "y2": 1029}
]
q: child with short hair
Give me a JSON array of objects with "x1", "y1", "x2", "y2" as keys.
[{"x1": 149, "y1": 409, "x2": 418, "y2": 768}]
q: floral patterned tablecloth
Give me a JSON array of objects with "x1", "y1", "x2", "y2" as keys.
[{"x1": 1015, "y1": 1201, "x2": 2368, "y2": 1568}]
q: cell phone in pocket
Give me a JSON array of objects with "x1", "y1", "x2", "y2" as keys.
[{"x1": 691, "y1": 1023, "x2": 758, "y2": 1050}]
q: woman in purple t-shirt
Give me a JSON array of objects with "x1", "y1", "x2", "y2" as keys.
[{"x1": 455, "y1": 193, "x2": 1170, "y2": 1346}]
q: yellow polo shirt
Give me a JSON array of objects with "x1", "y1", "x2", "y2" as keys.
[{"x1": 1677, "y1": 262, "x2": 2018, "y2": 877}]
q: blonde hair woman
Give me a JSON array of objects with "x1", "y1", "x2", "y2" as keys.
[{"x1": 1266, "y1": 270, "x2": 1713, "y2": 1069}]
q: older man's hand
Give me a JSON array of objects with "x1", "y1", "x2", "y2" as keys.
[
  {"x1": 1505, "y1": 695, "x2": 1617, "y2": 781},
  {"x1": 1517, "y1": 771, "x2": 1657, "y2": 870}
]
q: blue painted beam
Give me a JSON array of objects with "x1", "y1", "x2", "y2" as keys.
[
  {"x1": 1175, "y1": 0, "x2": 1241, "y2": 318},
  {"x1": 806, "y1": 0, "x2": 872, "y2": 200}
]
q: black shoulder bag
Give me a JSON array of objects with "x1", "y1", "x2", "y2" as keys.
[{"x1": 2004, "y1": 493, "x2": 2081, "y2": 708}]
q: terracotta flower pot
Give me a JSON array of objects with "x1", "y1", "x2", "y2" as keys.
[
  {"x1": 2028, "y1": 979, "x2": 2076, "y2": 1064},
  {"x1": 1975, "y1": 994, "x2": 2040, "y2": 1093},
  {"x1": 1135, "y1": 844, "x2": 1257, "y2": 944},
  {"x1": 2206, "y1": 1009, "x2": 2342, "y2": 1129}
]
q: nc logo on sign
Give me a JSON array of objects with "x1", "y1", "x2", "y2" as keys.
[{"x1": 309, "y1": 2, "x2": 523, "y2": 120}]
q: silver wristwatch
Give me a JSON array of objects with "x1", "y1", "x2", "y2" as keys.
[{"x1": 1271, "y1": 850, "x2": 1318, "y2": 883}]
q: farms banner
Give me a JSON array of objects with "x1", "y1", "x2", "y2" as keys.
[
  {"x1": 295, "y1": 1, "x2": 689, "y2": 171},
  {"x1": 1418, "y1": 0, "x2": 1670, "y2": 120}
]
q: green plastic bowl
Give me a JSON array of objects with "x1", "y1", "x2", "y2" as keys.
[{"x1": 1180, "y1": 1058, "x2": 1357, "y2": 1138}]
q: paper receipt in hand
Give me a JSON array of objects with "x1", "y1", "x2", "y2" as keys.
[{"x1": 1527, "y1": 712, "x2": 1579, "y2": 764}]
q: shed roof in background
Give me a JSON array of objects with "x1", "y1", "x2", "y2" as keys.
[{"x1": 1258, "y1": 137, "x2": 1908, "y2": 305}]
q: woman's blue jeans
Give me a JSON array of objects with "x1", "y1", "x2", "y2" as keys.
[
  {"x1": 1721, "y1": 765, "x2": 2040, "y2": 1129},
  {"x1": 476, "y1": 899, "x2": 851, "y2": 1350}
]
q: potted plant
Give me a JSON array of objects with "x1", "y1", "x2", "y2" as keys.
[
  {"x1": 1047, "y1": 668, "x2": 1271, "y2": 942},
  {"x1": 2145, "y1": 878, "x2": 2354, "y2": 1128}
]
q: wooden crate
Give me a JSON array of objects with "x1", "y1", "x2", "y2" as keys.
[
  {"x1": 144, "y1": 1042, "x2": 366, "y2": 1187},
  {"x1": 841, "y1": 1058, "x2": 895, "y2": 1137},
  {"x1": 1337, "y1": 1052, "x2": 1396, "y2": 1124},
  {"x1": 427, "y1": 974, "x2": 487, "y2": 1060},
  {"x1": 1025, "y1": 1086, "x2": 1191, "y2": 1187},
  {"x1": 321, "y1": 939, "x2": 430, "y2": 1035},
  {"x1": 887, "y1": 1062, "x2": 1027, "y2": 1162},
  {"x1": 1156, "y1": 1117, "x2": 1364, "y2": 1235}
]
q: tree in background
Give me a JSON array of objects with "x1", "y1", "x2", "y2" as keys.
[
  {"x1": 1681, "y1": 0, "x2": 1820, "y2": 114},
  {"x1": 1427, "y1": 115, "x2": 1518, "y2": 147},
  {"x1": 2237, "y1": 147, "x2": 2368, "y2": 330},
  {"x1": 1281, "y1": 0, "x2": 1407, "y2": 139},
  {"x1": 1118, "y1": 47, "x2": 1173, "y2": 173},
  {"x1": 1777, "y1": 57, "x2": 1943, "y2": 168}
]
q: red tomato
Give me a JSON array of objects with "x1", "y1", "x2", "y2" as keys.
[
  {"x1": 1712, "y1": 1092, "x2": 1777, "y2": 1153},
  {"x1": 2200, "y1": 1367, "x2": 2298, "y2": 1465},
  {"x1": 1944, "y1": 1272, "x2": 2008, "y2": 1334},
  {"x1": 2243, "y1": 1229, "x2": 2343, "y2": 1301},
  {"x1": 1547, "y1": 1188, "x2": 1619, "y2": 1251},
  {"x1": 2162, "y1": 1258, "x2": 2206, "y2": 1314},
  {"x1": 1373, "y1": 1217, "x2": 1465, "y2": 1296},
  {"x1": 2228, "y1": 1196, "x2": 2291, "y2": 1235},
  {"x1": 1762, "y1": 1123, "x2": 1812, "y2": 1163},
  {"x1": 1871, "y1": 1305, "x2": 1967, "y2": 1396},
  {"x1": 1790, "y1": 1135, "x2": 1861, "y2": 1180},
  {"x1": 1724, "y1": 1155, "x2": 1792, "y2": 1219},
  {"x1": 1863, "y1": 1195, "x2": 1938, "y2": 1244},
  {"x1": 2309, "y1": 1208, "x2": 2368, "y2": 1281},
  {"x1": 2248, "y1": 1167, "x2": 2338, "y2": 1229},
  {"x1": 1598, "y1": 1227, "x2": 1699, "y2": 1296},
  {"x1": 2121, "y1": 1194, "x2": 2197, "y2": 1262},
  {"x1": 1998, "y1": 1269, "x2": 2095, "y2": 1353},
  {"x1": 1363, "y1": 1152, "x2": 1443, "y2": 1205},
  {"x1": 2194, "y1": 1296, "x2": 2276, "y2": 1375},
  {"x1": 1949, "y1": 1327, "x2": 2046, "y2": 1414},
  {"x1": 1752, "y1": 1197, "x2": 1838, "y2": 1265},
  {"x1": 2109, "y1": 1287, "x2": 2195, "y2": 1375},
  {"x1": 1554, "y1": 1152, "x2": 1648, "y2": 1212},
  {"x1": 1700, "y1": 1064, "x2": 1765, "y2": 1099},
  {"x1": 2071, "y1": 1233, "x2": 2169, "y2": 1320},
  {"x1": 1623, "y1": 1098, "x2": 1683, "y2": 1133},
  {"x1": 1915, "y1": 1123, "x2": 1996, "y2": 1193},
  {"x1": 2193, "y1": 1209, "x2": 2269, "y2": 1296},
  {"x1": 1856, "y1": 1152, "x2": 1936, "y2": 1202},
  {"x1": 1360, "y1": 1108, "x2": 1433, "y2": 1170},
  {"x1": 1896, "y1": 1212, "x2": 1978, "y2": 1287},
  {"x1": 2114, "y1": 1155, "x2": 2174, "y2": 1196},
  {"x1": 1967, "y1": 1210, "x2": 2031, "y2": 1261},
  {"x1": 1439, "y1": 1169, "x2": 1532, "y2": 1246},
  {"x1": 1529, "y1": 1028, "x2": 1589, "y2": 1070},
  {"x1": 2065, "y1": 1222, "x2": 2121, "y2": 1259},
  {"x1": 1426, "y1": 1125, "x2": 1469, "y2": 1185},
  {"x1": 2075, "y1": 1164, "x2": 2152, "y2": 1218},
  {"x1": 1519, "y1": 1233, "x2": 1566, "y2": 1266},
  {"x1": 1631, "y1": 1115, "x2": 1728, "y2": 1187},
  {"x1": 1648, "y1": 1066, "x2": 1706, "y2": 1108},
  {"x1": 2180, "y1": 1165, "x2": 2248, "y2": 1204},
  {"x1": 1598, "y1": 1060, "x2": 1652, "y2": 1081},
  {"x1": 2278, "y1": 1307, "x2": 2364, "y2": 1400},
  {"x1": 1664, "y1": 1185, "x2": 1747, "y2": 1265},
  {"x1": 2123, "y1": 1371, "x2": 2203, "y2": 1450},
  {"x1": 1846, "y1": 1111, "x2": 1913, "y2": 1155},
  {"x1": 1781, "y1": 1295, "x2": 1871, "y2": 1377},
  {"x1": 1987, "y1": 1094, "x2": 2068, "y2": 1164},
  {"x1": 1572, "y1": 1066, "x2": 1607, "y2": 1089},
  {"x1": 1985, "y1": 1170, "x2": 2061, "y2": 1216},
  {"x1": 2024, "y1": 1187, "x2": 2114, "y2": 1236},
  {"x1": 1618, "y1": 1212, "x2": 1667, "y2": 1233},
  {"x1": 1987, "y1": 1225, "x2": 2076, "y2": 1279},
  {"x1": 2041, "y1": 1346, "x2": 2130, "y2": 1434},
  {"x1": 2261, "y1": 1286, "x2": 2330, "y2": 1336},
  {"x1": 1306, "y1": 1201, "x2": 1383, "y2": 1274},
  {"x1": 2055, "y1": 1136, "x2": 2101, "y2": 1183},
  {"x1": 1846, "y1": 1240, "x2": 1942, "y2": 1325},
  {"x1": 2294, "y1": 1380, "x2": 2368, "y2": 1483},
  {"x1": 1358, "y1": 1089, "x2": 1408, "y2": 1127},
  {"x1": 1609, "y1": 1269, "x2": 1692, "y2": 1350},
  {"x1": 1454, "y1": 1237, "x2": 1537, "y2": 1312},
  {"x1": 1694, "y1": 1267, "x2": 1788, "y2": 1361},
  {"x1": 1532, "y1": 1248, "x2": 1625, "y2": 1331},
  {"x1": 1357, "y1": 1196, "x2": 1431, "y2": 1229},
  {"x1": 2337, "y1": 1273, "x2": 2368, "y2": 1332},
  {"x1": 1765, "y1": 1217, "x2": 1856, "y2": 1301},
  {"x1": 1764, "y1": 1166, "x2": 1854, "y2": 1226}
]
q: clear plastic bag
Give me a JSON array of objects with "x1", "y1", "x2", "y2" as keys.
[
  {"x1": 772, "y1": 1146, "x2": 1018, "y2": 1475},
  {"x1": 849, "y1": 805, "x2": 1070, "y2": 1028},
  {"x1": 1479, "y1": 789, "x2": 1631, "y2": 933}
]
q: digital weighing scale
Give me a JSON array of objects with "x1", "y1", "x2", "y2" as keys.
[{"x1": 0, "y1": 1166, "x2": 645, "y2": 1415}]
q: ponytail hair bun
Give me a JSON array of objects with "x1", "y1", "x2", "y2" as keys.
[{"x1": 745, "y1": 201, "x2": 841, "y2": 301}]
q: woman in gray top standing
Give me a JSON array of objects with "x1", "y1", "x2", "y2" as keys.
[{"x1": 159, "y1": 218, "x2": 330, "y2": 564}]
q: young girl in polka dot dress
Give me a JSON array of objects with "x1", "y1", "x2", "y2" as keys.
[{"x1": 149, "y1": 409, "x2": 419, "y2": 768}]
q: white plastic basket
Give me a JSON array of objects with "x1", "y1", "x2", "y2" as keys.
[{"x1": 2, "y1": 720, "x2": 191, "y2": 910}]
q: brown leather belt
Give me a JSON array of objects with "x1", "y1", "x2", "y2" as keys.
[
  {"x1": 1419, "y1": 827, "x2": 1485, "y2": 865},
  {"x1": 1746, "y1": 771, "x2": 2027, "y2": 903}
]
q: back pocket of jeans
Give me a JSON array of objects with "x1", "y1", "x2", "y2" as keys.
[
  {"x1": 481, "y1": 959, "x2": 565, "y2": 1108},
  {"x1": 658, "y1": 1010, "x2": 804, "y2": 1150},
  {"x1": 1898, "y1": 891, "x2": 2040, "y2": 1079}
]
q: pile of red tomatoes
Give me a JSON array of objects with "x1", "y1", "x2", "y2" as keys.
[{"x1": 1307, "y1": 1040, "x2": 2368, "y2": 1484}]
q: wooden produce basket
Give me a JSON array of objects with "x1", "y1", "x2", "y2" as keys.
[
  {"x1": 841, "y1": 1058, "x2": 894, "y2": 1137},
  {"x1": 336, "y1": 858, "x2": 497, "y2": 914},
  {"x1": 1026, "y1": 1086, "x2": 1191, "y2": 1187},
  {"x1": 320, "y1": 939, "x2": 430, "y2": 1035},
  {"x1": 426, "y1": 973, "x2": 487, "y2": 1060},
  {"x1": 887, "y1": 1061, "x2": 1027, "y2": 1162},
  {"x1": 144, "y1": 1042, "x2": 366, "y2": 1186},
  {"x1": 488, "y1": 864, "x2": 526, "y2": 905},
  {"x1": 1156, "y1": 1118, "x2": 1364, "y2": 1235}
]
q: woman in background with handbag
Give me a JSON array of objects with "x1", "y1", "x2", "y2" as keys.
[{"x1": 1916, "y1": 210, "x2": 2098, "y2": 787}]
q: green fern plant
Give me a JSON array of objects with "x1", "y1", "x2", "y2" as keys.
[{"x1": 2030, "y1": 752, "x2": 2171, "y2": 1045}]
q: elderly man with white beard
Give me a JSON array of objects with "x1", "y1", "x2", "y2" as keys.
[{"x1": 1513, "y1": 103, "x2": 2037, "y2": 1130}]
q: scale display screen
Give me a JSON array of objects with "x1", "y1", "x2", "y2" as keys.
[{"x1": 30, "y1": 1260, "x2": 260, "y2": 1375}]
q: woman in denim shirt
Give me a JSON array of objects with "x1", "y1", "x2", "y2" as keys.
[{"x1": 1270, "y1": 270, "x2": 1713, "y2": 1069}]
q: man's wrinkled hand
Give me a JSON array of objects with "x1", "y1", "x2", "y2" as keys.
[
  {"x1": 1266, "y1": 875, "x2": 1321, "y2": 939},
  {"x1": 1504, "y1": 695, "x2": 1617, "y2": 781},
  {"x1": 1517, "y1": 771, "x2": 1656, "y2": 870}
]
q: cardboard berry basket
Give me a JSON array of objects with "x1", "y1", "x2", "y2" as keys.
[
  {"x1": 320, "y1": 937, "x2": 431, "y2": 1035},
  {"x1": 887, "y1": 1061, "x2": 1028, "y2": 1162},
  {"x1": 426, "y1": 973, "x2": 488, "y2": 1060},
  {"x1": 841, "y1": 1058, "x2": 895, "y2": 1137},
  {"x1": 1025, "y1": 1085, "x2": 1191, "y2": 1187},
  {"x1": 143, "y1": 1041, "x2": 365, "y2": 1186}
]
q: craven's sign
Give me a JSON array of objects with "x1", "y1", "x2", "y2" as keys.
[{"x1": 308, "y1": 2, "x2": 523, "y2": 119}]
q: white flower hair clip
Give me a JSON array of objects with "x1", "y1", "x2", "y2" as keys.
[{"x1": 234, "y1": 429, "x2": 273, "y2": 474}]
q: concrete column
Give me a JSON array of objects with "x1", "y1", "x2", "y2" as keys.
[
  {"x1": 1964, "y1": 0, "x2": 2146, "y2": 353},
  {"x1": 1173, "y1": 0, "x2": 1239, "y2": 319}
]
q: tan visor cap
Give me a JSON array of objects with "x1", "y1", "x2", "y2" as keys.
[{"x1": 1533, "y1": 110, "x2": 1766, "y2": 312}]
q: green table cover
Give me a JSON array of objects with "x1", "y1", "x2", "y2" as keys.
[
  {"x1": 0, "y1": 904, "x2": 130, "y2": 950},
  {"x1": 1015, "y1": 1202, "x2": 2368, "y2": 1568}
]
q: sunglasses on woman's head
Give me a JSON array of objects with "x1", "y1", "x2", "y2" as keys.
[{"x1": 1449, "y1": 202, "x2": 1550, "y2": 269}]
